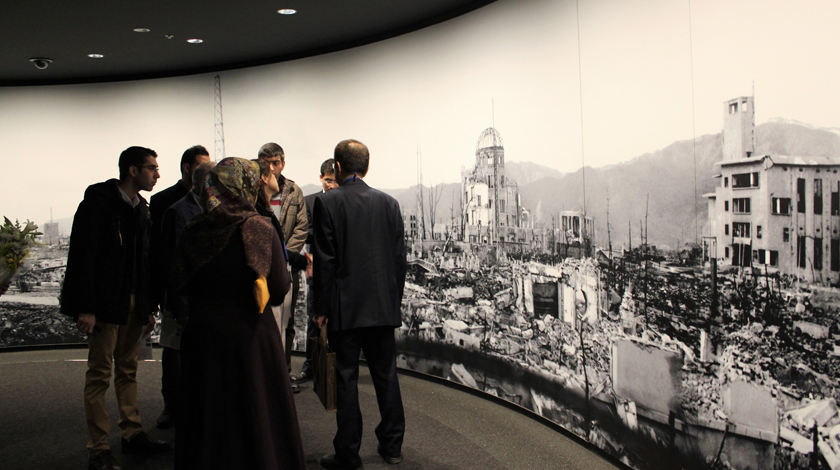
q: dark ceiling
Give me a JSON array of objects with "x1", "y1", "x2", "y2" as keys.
[{"x1": 1, "y1": 0, "x2": 494, "y2": 86}]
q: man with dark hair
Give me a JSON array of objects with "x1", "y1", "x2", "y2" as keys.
[
  {"x1": 313, "y1": 140, "x2": 406, "y2": 470},
  {"x1": 155, "y1": 160, "x2": 215, "y2": 429},
  {"x1": 149, "y1": 144, "x2": 210, "y2": 428},
  {"x1": 257, "y1": 142, "x2": 308, "y2": 387},
  {"x1": 293, "y1": 158, "x2": 338, "y2": 384},
  {"x1": 62, "y1": 146, "x2": 171, "y2": 470}
]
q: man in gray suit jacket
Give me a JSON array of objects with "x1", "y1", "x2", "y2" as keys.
[{"x1": 313, "y1": 140, "x2": 407, "y2": 470}]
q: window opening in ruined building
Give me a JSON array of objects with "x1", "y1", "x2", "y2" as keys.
[
  {"x1": 501, "y1": 176, "x2": 504, "y2": 186},
  {"x1": 815, "y1": 237, "x2": 824, "y2": 270},
  {"x1": 725, "y1": 201, "x2": 729, "y2": 211},
  {"x1": 798, "y1": 236, "x2": 807, "y2": 268},
  {"x1": 501, "y1": 199, "x2": 505, "y2": 213},
  {"x1": 772, "y1": 198, "x2": 792, "y2": 215},
  {"x1": 733, "y1": 197, "x2": 751, "y2": 213},
  {"x1": 798, "y1": 178, "x2": 806, "y2": 213},
  {"x1": 724, "y1": 177, "x2": 729, "y2": 187},
  {"x1": 533, "y1": 282, "x2": 559, "y2": 317},
  {"x1": 815, "y1": 179, "x2": 823, "y2": 214},
  {"x1": 832, "y1": 239, "x2": 840, "y2": 272},
  {"x1": 725, "y1": 224, "x2": 729, "y2": 235},
  {"x1": 758, "y1": 249, "x2": 766, "y2": 264},
  {"x1": 732, "y1": 243, "x2": 752, "y2": 267},
  {"x1": 729, "y1": 102, "x2": 738, "y2": 114},
  {"x1": 725, "y1": 247, "x2": 730, "y2": 258},
  {"x1": 757, "y1": 225, "x2": 762, "y2": 239},
  {"x1": 733, "y1": 222, "x2": 750, "y2": 238},
  {"x1": 783, "y1": 227, "x2": 790, "y2": 242},
  {"x1": 753, "y1": 249, "x2": 759, "y2": 263},
  {"x1": 832, "y1": 190, "x2": 839, "y2": 216},
  {"x1": 477, "y1": 195, "x2": 481, "y2": 207},
  {"x1": 770, "y1": 250, "x2": 779, "y2": 267},
  {"x1": 732, "y1": 172, "x2": 759, "y2": 188}
]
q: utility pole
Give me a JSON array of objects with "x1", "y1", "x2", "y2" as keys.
[
  {"x1": 416, "y1": 142, "x2": 426, "y2": 241},
  {"x1": 213, "y1": 75, "x2": 226, "y2": 162}
]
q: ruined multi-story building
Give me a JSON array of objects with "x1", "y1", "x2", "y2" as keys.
[
  {"x1": 461, "y1": 127, "x2": 526, "y2": 244},
  {"x1": 706, "y1": 96, "x2": 840, "y2": 285}
]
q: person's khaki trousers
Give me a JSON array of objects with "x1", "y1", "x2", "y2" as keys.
[{"x1": 84, "y1": 307, "x2": 145, "y2": 454}]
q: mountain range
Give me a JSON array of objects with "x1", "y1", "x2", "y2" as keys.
[
  {"x1": 47, "y1": 122, "x2": 840, "y2": 251},
  {"x1": 388, "y1": 121, "x2": 840, "y2": 249}
]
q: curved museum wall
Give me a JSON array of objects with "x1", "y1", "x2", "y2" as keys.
[{"x1": 3, "y1": 1, "x2": 840, "y2": 469}]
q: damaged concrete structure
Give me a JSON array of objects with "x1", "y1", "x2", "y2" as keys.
[
  {"x1": 706, "y1": 95, "x2": 840, "y2": 285},
  {"x1": 461, "y1": 127, "x2": 529, "y2": 246}
]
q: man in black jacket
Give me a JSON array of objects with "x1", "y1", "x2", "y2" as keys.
[
  {"x1": 149, "y1": 144, "x2": 210, "y2": 429},
  {"x1": 313, "y1": 140, "x2": 407, "y2": 470},
  {"x1": 62, "y1": 146, "x2": 171, "y2": 470}
]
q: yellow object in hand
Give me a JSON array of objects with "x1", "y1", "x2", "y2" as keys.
[{"x1": 253, "y1": 275, "x2": 270, "y2": 313}]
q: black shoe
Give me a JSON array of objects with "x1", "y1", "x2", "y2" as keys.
[
  {"x1": 378, "y1": 444, "x2": 403, "y2": 465},
  {"x1": 121, "y1": 431, "x2": 172, "y2": 455},
  {"x1": 88, "y1": 450, "x2": 123, "y2": 470},
  {"x1": 292, "y1": 370, "x2": 313, "y2": 383},
  {"x1": 156, "y1": 407, "x2": 175, "y2": 429},
  {"x1": 319, "y1": 453, "x2": 363, "y2": 470},
  {"x1": 291, "y1": 383, "x2": 301, "y2": 394}
]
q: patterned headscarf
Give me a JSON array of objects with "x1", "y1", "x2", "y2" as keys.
[
  {"x1": 170, "y1": 157, "x2": 274, "y2": 297},
  {"x1": 202, "y1": 157, "x2": 261, "y2": 213}
]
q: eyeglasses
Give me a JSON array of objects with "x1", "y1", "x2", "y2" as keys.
[
  {"x1": 137, "y1": 164, "x2": 160, "y2": 172},
  {"x1": 323, "y1": 178, "x2": 336, "y2": 184}
]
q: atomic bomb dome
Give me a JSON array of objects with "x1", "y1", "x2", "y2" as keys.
[{"x1": 476, "y1": 127, "x2": 504, "y2": 151}]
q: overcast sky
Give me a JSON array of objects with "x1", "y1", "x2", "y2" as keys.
[{"x1": 2, "y1": 0, "x2": 840, "y2": 225}]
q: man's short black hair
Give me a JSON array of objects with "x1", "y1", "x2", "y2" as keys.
[
  {"x1": 320, "y1": 158, "x2": 336, "y2": 177},
  {"x1": 180, "y1": 145, "x2": 209, "y2": 169},
  {"x1": 257, "y1": 142, "x2": 285, "y2": 162},
  {"x1": 118, "y1": 146, "x2": 157, "y2": 180},
  {"x1": 334, "y1": 140, "x2": 369, "y2": 175}
]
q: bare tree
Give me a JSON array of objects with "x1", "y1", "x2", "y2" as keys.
[{"x1": 427, "y1": 181, "x2": 444, "y2": 240}]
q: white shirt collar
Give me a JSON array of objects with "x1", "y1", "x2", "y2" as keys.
[{"x1": 118, "y1": 185, "x2": 140, "y2": 207}]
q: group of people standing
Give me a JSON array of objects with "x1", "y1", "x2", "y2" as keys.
[{"x1": 60, "y1": 139, "x2": 407, "y2": 470}]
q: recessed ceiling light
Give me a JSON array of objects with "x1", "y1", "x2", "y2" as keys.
[
  {"x1": 133, "y1": 28, "x2": 150, "y2": 33},
  {"x1": 277, "y1": 9, "x2": 296, "y2": 15},
  {"x1": 187, "y1": 39, "x2": 203, "y2": 44},
  {"x1": 87, "y1": 54, "x2": 104, "y2": 59}
]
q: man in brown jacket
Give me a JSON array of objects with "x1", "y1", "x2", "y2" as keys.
[{"x1": 257, "y1": 143, "x2": 308, "y2": 383}]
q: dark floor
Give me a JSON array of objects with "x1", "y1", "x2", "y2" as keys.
[{"x1": 0, "y1": 348, "x2": 618, "y2": 470}]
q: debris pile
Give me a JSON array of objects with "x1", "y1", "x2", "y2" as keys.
[{"x1": 0, "y1": 302, "x2": 84, "y2": 347}]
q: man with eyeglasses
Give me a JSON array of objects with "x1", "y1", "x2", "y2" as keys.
[
  {"x1": 293, "y1": 158, "x2": 339, "y2": 384},
  {"x1": 148, "y1": 145, "x2": 210, "y2": 429},
  {"x1": 62, "y1": 146, "x2": 171, "y2": 470},
  {"x1": 257, "y1": 142, "x2": 309, "y2": 392}
]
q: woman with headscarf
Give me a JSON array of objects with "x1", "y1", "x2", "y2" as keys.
[{"x1": 170, "y1": 157, "x2": 305, "y2": 470}]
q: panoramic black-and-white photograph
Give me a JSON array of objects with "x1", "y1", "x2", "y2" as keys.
[{"x1": 4, "y1": 0, "x2": 840, "y2": 468}]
